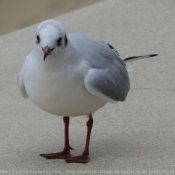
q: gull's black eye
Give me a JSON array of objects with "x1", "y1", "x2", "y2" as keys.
[
  {"x1": 36, "y1": 35, "x2": 40, "y2": 44},
  {"x1": 57, "y1": 35, "x2": 62, "y2": 46}
]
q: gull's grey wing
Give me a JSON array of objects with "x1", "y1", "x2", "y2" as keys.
[
  {"x1": 76, "y1": 35, "x2": 130, "y2": 103},
  {"x1": 84, "y1": 67, "x2": 129, "y2": 103},
  {"x1": 17, "y1": 70, "x2": 28, "y2": 98}
]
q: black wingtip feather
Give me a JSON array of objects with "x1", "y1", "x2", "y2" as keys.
[
  {"x1": 124, "y1": 54, "x2": 158, "y2": 62},
  {"x1": 150, "y1": 54, "x2": 158, "y2": 57}
]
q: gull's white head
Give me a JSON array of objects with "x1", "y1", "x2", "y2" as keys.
[{"x1": 35, "y1": 20, "x2": 68, "y2": 60}]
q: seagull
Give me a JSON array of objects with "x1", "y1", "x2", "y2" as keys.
[{"x1": 18, "y1": 20, "x2": 157, "y2": 163}]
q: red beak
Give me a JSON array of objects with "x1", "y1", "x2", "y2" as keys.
[{"x1": 42, "y1": 46, "x2": 54, "y2": 61}]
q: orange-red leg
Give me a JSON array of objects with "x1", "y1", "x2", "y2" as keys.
[
  {"x1": 66, "y1": 114, "x2": 93, "y2": 163},
  {"x1": 40, "y1": 116, "x2": 73, "y2": 159}
]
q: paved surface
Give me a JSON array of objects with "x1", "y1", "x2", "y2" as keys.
[{"x1": 0, "y1": 0, "x2": 175, "y2": 174}]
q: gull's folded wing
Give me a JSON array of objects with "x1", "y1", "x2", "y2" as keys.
[{"x1": 84, "y1": 68, "x2": 129, "y2": 103}]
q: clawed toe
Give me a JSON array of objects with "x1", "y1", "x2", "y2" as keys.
[
  {"x1": 40, "y1": 150, "x2": 71, "y2": 159},
  {"x1": 65, "y1": 154, "x2": 90, "y2": 163}
]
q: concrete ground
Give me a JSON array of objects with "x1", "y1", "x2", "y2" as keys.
[{"x1": 0, "y1": 0, "x2": 175, "y2": 174}]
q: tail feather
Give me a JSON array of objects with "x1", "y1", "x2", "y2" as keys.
[{"x1": 124, "y1": 54, "x2": 158, "y2": 62}]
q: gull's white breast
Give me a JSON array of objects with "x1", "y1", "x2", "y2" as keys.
[{"x1": 22, "y1": 53, "x2": 106, "y2": 117}]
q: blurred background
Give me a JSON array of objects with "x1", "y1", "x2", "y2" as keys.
[{"x1": 0, "y1": 0, "x2": 102, "y2": 36}]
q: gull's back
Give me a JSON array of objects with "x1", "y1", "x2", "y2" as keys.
[{"x1": 69, "y1": 33, "x2": 130, "y2": 103}]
